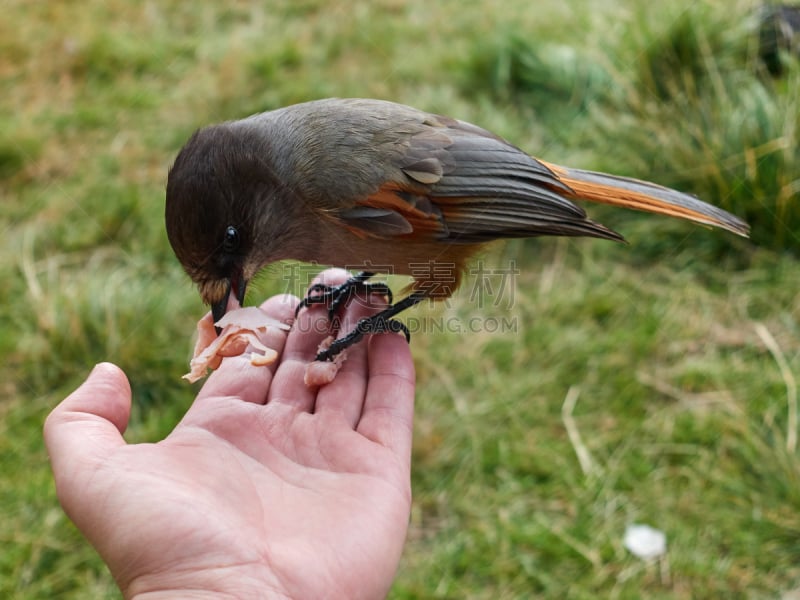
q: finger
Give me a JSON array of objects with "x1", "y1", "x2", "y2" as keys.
[
  {"x1": 268, "y1": 269, "x2": 351, "y2": 412},
  {"x1": 195, "y1": 293, "x2": 298, "y2": 406},
  {"x1": 43, "y1": 363, "x2": 131, "y2": 512},
  {"x1": 357, "y1": 332, "x2": 415, "y2": 464},
  {"x1": 313, "y1": 288, "x2": 387, "y2": 427}
]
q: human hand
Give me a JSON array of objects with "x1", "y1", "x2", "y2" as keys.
[{"x1": 44, "y1": 269, "x2": 415, "y2": 600}]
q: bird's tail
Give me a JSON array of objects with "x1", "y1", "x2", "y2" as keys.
[{"x1": 541, "y1": 161, "x2": 750, "y2": 238}]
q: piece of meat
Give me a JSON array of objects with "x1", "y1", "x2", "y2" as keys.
[
  {"x1": 303, "y1": 336, "x2": 348, "y2": 387},
  {"x1": 183, "y1": 307, "x2": 289, "y2": 383}
]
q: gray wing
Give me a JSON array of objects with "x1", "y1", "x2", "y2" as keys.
[
  {"x1": 333, "y1": 102, "x2": 624, "y2": 243},
  {"x1": 245, "y1": 98, "x2": 624, "y2": 243}
]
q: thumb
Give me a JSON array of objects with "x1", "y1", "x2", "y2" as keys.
[{"x1": 44, "y1": 362, "x2": 132, "y2": 506}]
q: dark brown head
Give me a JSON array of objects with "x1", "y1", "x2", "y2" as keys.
[{"x1": 165, "y1": 123, "x2": 283, "y2": 323}]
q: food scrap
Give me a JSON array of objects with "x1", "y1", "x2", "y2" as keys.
[
  {"x1": 183, "y1": 306, "x2": 290, "y2": 383},
  {"x1": 303, "y1": 336, "x2": 348, "y2": 387}
]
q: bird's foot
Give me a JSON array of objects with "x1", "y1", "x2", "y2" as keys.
[
  {"x1": 295, "y1": 271, "x2": 393, "y2": 321},
  {"x1": 314, "y1": 292, "x2": 426, "y2": 361},
  {"x1": 315, "y1": 312, "x2": 410, "y2": 361}
]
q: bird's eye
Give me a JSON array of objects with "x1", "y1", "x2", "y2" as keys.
[{"x1": 223, "y1": 225, "x2": 240, "y2": 253}]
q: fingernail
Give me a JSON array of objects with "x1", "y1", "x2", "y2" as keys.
[{"x1": 89, "y1": 362, "x2": 112, "y2": 377}]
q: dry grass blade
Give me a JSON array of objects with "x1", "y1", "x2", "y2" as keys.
[
  {"x1": 561, "y1": 386, "x2": 598, "y2": 477},
  {"x1": 754, "y1": 322, "x2": 798, "y2": 453}
]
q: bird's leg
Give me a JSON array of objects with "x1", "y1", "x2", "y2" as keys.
[
  {"x1": 316, "y1": 292, "x2": 426, "y2": 361},
  {"x1": 295, "y1": 271, "x2": 393, "y2": 321}
]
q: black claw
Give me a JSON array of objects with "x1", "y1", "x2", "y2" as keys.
[
  {"x1": 326, "y1": 281, "x2": 393, "y2": 319},
  {"x1": 366, "y1": 282, "x2": 393, "y2": 305},
  {"x1": 315, "y1": 315, "x2": 411, "y2": 361},
  {"x1": 314, "y1": 293, "x2": 426, "y2": 361},
  {"x1": 294, "y1": 282, "x2": 335, "y2": 317},
  {"x1": 386, "y1": 318, "x2": 411, "y2": 342},
  {"x1": 295, "y1": 272, "x2": 393, "y2": 320}
]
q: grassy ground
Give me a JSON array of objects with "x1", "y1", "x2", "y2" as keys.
[{"x1": 2, "y1": 0, "x2": 799, "y2": 597}]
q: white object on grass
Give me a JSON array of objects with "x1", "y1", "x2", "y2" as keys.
[{"x1": 623, "y1": 524, "x2": 667, "y2": 560}]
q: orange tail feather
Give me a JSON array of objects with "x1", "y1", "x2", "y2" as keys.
[{"x1": 540, "y1": 161, "x2": 750, "y2": 237}]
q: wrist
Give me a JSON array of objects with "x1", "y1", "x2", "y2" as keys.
[
  {"x1": 123, "y1": 565, "x2": 293, "y2": 600},
  {"x1": 129, "y1": 592, "x2": 291, "y2": 600}
]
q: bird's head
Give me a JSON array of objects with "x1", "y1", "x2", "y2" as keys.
[{"x1": 165, "y1": 124, "x2": 276, "y2": 325}]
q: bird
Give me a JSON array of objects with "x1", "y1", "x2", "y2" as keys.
[{"x1": 165, "y1": 98, "x2": 749, "y2": 360}]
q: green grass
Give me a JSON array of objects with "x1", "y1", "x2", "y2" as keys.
[
  {"x1": 2, "y1": 0, "x2": 800, "y2": 597},
  {"x1": 460, "y1": 2, "x2": 800, "y2": 255}
]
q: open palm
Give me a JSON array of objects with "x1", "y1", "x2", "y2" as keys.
[{"x1": 44, "y1": 270, "x2": 415, "y2": 600}]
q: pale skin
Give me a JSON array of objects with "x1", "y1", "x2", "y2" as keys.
[{"x1": 43, "y1": 269, "x2": 416, "y2": 600}]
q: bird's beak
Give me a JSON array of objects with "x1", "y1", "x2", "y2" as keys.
[
  {"x1": 211, "y1": 271, "x2": 248, "y2": 333},
  {"x1": 211, "y1": 280, "x2": 233, "y2": 327}
]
